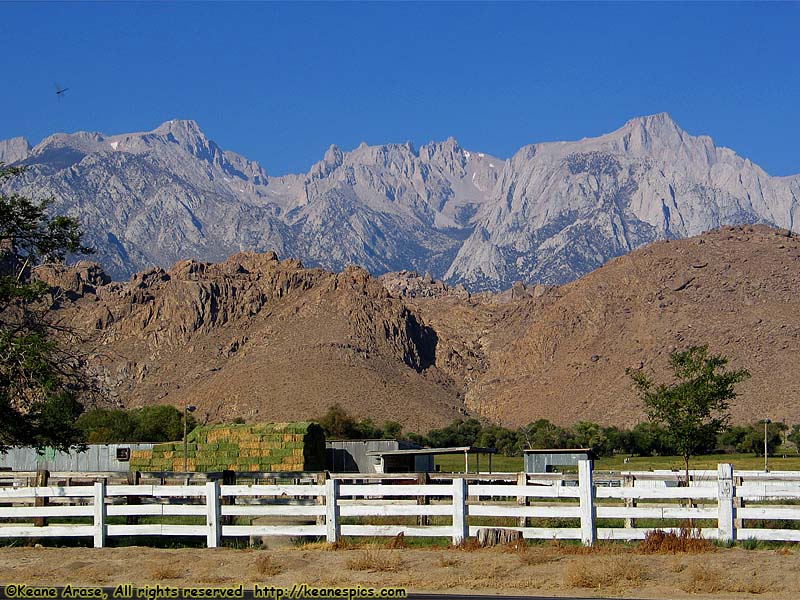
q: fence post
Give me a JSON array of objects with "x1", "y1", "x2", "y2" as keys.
[
  {"x1": 221, "y1": 470, "x2": 236, "y2": 526},
  {"x1": 126, "y1": 471, "x2": 141, "y2": 526},
  {"x1": 93, "y1": 480, "x2": 106, "y2": 548},
  {"x1": 623, "y1": 474, "x2": 636, "y2": 529},
  {"x1": 517, "y1": 472, "x2": 529, "y2": 528},
  {"x1": 578, "y1": 460, "x2": 596, "y2": 546},
  {"x1": 452, "y1": 478, "x2": 468, "y2": 545},
  {"x1": 205, "y1": 481, "x2": 221, "y2": 548},
  {"x1": 325, "y1": 479, "x2": 340, "y2": 543},
  {"x1": 417, "y1": 472, "x2": 430, "y2": 526},
  {"x1": 717, "y1": 463, "x2": 735, "y2": 544},
  {"x1": 33, "y1": 470, "x2": 49, "y2": 527}
]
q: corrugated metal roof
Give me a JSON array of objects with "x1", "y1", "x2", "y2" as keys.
[{"x1": 366, "y1": 446, "x2": 496, "y2": 456}]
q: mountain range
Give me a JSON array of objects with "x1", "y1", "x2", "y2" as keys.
[
  {"x1": 40, "y1": 224, "x2": 800, "y2": 429},
  {"x1": 3, "y1": 113, "x2": 798, "y2": 290}
]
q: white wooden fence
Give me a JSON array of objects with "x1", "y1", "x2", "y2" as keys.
[{"x1": 2, "y1": 462, "x2": 799, "y2": 547}]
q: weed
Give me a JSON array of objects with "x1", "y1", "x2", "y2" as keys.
[
  {"x1": 639, "y1": 528, "x2": 715, "y2": 554},
  {"x1": 385, "y1": 532, "x2": 407, "y2": 549},
  {"x1": 150, "y1": 566, "x2": 181, "y2": 580},
  {"x1": 741, "y1": 537, "x2": 760, "y2": 550},
  {"x1": 680, "y1": 565, "x2": 724, "y2": 593},
  {"x1": 345, "y1": 548, "x2": 399, "y2": 572},
  {"x1": 253, "y1": 555, "x2": 283, "y2": 578},
  {"x1": 453, "y1": 538, "x2": 481, "y2": 552},
  {"x1": 679, "y1": 564, "x2": 771, "y2": 594},
  {"x1": 436, "y1": 554, "x2": 459, "y2": 568},
  {"x1": 562, "y1": 556, "x2": 645, "y2": 589}
]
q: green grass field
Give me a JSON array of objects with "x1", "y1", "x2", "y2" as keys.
[{"x1": 434, "y1": 451, "x2": 800, "y2": 473}]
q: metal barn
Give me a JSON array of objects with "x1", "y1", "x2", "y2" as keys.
[{"x1": 523, "y1": 448, "x2": 594, "y2": 473}]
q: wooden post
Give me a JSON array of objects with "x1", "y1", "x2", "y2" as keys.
[
  {"x1": 416, "y1": 472, "x2": 429, "y2": 526},
  {"x1": 452, "y1": 477, "x2": 468, "y2": 545},
  {"x1": 734, "y1": 475, "x2": 744, "y2": 530},
  {"x1": 623, "y1": 474, "x2": 636, "y2": 529},
  {"x1": 717, "y1": 463, "x2": 735, "y2": 544},
  {"x1": 205, "y1": 481, "x2": 221, "y2": 548},
  {"x1": 221, "y1": 470, "x2": 236, "y2": 526},
  {"x1": 126, "y1": 471, "x2": 141, "y2": 526},
  {"x1": 578, "y1": 460, "x2": 596, "y2": 546},
  {"x1": 325, "y1": 479, "x2": 340, "y2": 543},
  {"x1": 516, "y1": 472, "x2": 529, "y2": 528},
  {"x1": 316, "y1": 473, "x2": 327, "y2": 526},
  {"x1": 93, "y1": 480, "x2": 106, "y2": 548},
  {"x1": 33, "y1": 470, "x2": 49, "y2": 527}
]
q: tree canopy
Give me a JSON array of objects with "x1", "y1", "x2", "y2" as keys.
[
  {"x1": 629, "y1": 345, "x2": 750, "y2": 483},
  {"x1": 76, "y1": 406, "x2": 198, "y2": 443},
  {"x1": 0, "y1": 165, "x2": 94, "y2": 451}
]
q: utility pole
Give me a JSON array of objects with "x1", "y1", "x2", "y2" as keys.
[{"x1": 764, "y1": 418, "x2": 771, "y2": 472}]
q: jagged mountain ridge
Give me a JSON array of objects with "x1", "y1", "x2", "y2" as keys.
[
  {"x1": 448, "y1": 114, "x2": 800, "y2": 288},
  {"x1": 2, "y1": 114, "x2": 798, "y2": 289}
]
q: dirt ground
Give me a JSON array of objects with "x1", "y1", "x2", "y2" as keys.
[{"x1": 1, "y1": 542, "x2": 799, "y2": 599}]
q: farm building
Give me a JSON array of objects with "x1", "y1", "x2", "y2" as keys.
[
  {"x1": 523, "y1": 448, "x2": 595, "y2": 473},
  {"x1": 367, "y1": 446, "x2": 497, "y2": 473},
  {"x1": 0, "y1": 443, "x2": 155, "y2": 472},
  {"x1": 325, "y1": 439, "x2": 430, "y2": 473}
]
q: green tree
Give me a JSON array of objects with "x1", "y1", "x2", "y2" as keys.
[
  {"x1": 76, "y1": 408, "x2": 137, "y2": 443},
  {"x1": 788, "y1": 424, "x2": 800, "y2": 454},
  {"x1": 381, "y1": 421, "x2": 403, "y2": 440},
  {"x1": 738, "y1": 421, "x2": 784, "y2": 457},
  {"x1": 0, "y1": 165, "x2": 94, "y2": 452},
  {"x1": 520, "y1": 419, "x2": 574, "y2": 450},
  {"x1": 628, "y1": 345, "x2": 749, "y2": 484}
]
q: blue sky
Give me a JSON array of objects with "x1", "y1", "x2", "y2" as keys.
[{"x1": 1, "y1": 2, "x2": 798, "y2": 176}]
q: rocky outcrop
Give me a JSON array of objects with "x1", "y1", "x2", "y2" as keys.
[{"x1": 52, "y1": 252, "x2": 463, "y2": 428}]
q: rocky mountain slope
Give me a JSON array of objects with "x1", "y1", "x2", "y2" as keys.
[
  {"x1": 456, "y1": 224, "x2": 800, "y2": 427},
  {"x1": 42, "y1": 253, "x2": 466, "y2": 429},
  {"x1": 41, "y1": 225, "x2": 800, "y2": 429},
  {"x1": 3, "y1": 114, "x2": 797, "y2": 290}
]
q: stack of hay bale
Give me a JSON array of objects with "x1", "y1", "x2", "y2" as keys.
[{"x1": 129, "y1": 422, "x2": 325, "y2": 472}]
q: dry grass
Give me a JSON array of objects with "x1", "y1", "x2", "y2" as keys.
[
  {"x1": 295, "y1": 540, "x2": 350, "y2": 551},
  {"x1": 640, "y1": 528, "x2": 715, "y2": 554},
  {"x1": 345, "y1": 548, "x2": 400, "y2": 572},
  {"x1": 150, "y1": 566, "x2": 181, "y2": 580},
  {"x1": 542, "y1": 538, "x2": 624, "y2": 555},
  {"x1": 453, "y1": 538, "x2": 482, "y2": 552},
  {"x1": 681, "y1": 565, "x2": 769, "y2": 594},
  {"x1": 516, "y1": 548, "x2": 560, "y2": 567},
  {"x1": 562, "y1": 556, "x2": 645, "y2": 589},
  {"x1": 385, "y1": 532, "x2": 407, "y2": 549},
  {"x1": 436, "y1": 554, "x2": 459, "y2": 568},
  {"x1": 198, "y1": 575, "x2": 233, "y2": 584},
  {"x1": 253, "y1": 555, "x2": 283, "y2": 578}
]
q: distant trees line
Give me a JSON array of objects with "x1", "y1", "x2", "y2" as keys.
[
  {"x1": 315, "y1": 403, "x2": 799, "y2": 459},
  {"x1": 73, "y1": 401, "x2": 799, "y2": 459}
]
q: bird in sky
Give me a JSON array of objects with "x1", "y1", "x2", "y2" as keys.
[{"x1": 55, "y1": 83, "x2": 68, "y2": 98}]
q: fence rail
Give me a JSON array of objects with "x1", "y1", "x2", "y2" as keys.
[{"x1": 1, "y1": 461, "x2": 799, "y2": 547}]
